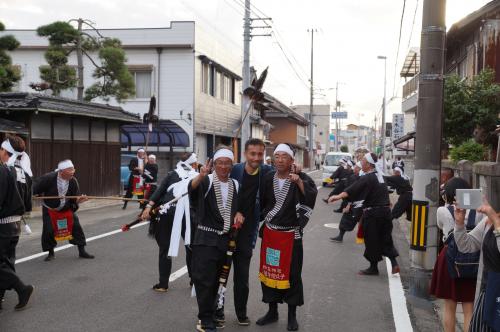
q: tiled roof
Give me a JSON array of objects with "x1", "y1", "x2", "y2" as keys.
[{"x1": 0, "y1": 92, "x2": 141, "y2": 123}]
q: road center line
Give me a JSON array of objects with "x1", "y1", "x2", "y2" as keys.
[
  {"x1": 385, "y1": 257, "x2": 413, "y2": 332},
  {"x1": 15, "y1": 221, "x2": 149, "y2": 264}
]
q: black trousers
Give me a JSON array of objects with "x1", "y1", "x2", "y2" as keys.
[
  {"x1": 192, "y1": 245, "x2": 226, "y2": 328},
  {"x1": 261, "y1": 239, "x2": 304, "y2": 306},
  {"x1": 155, "y1": 214, "x2": 174, "y2": 287},
  {"x1": 391, "y1": 192, "x2": 412, "y2": 221},
  {"x1": 41, "y1": 210, "x2": 87, "y2": 252},
  {"x1": 0, "y1": 236, "x2": 20, "y2": 293},
  {"x1": 233, "y1": 250, "x2": 252, "y2": 318},
  {"x1": 362, "y1": 208, "x2": 399, "y2": 263}
]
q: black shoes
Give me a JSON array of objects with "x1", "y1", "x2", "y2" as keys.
[
  {"x1": 358, "y1": 266, "x2": 379, "y2": 276},
  {"x1": 237, "y1": 316, "x2": 250, "y2": 326},
  {"x1": 214, "y1": 309, "x2": 225, "y2": 328},
  {"x1": 78, "y1": 246, "x2": 95, "y2": 259},
  {"x1": 15, "y1": 285, "x2": 34, "y2": 311},
  {"x1": 333, "y1": 208, "x2": 343, "y2": 213},
  {"x1": 196, "y1": 320, "x2": 217, "y2": 332},
  {"x1": 329, "y1": 236, "x2": 343, "y2": 243},
  {"x1": 44, "y1": 250, "x2": 55, "y2": 261},
  {"x1": 322, "y1": 198, "x2": 329, "y2": 203},
  {"x1": 256, "y1": 303, "x2": 279, "y2": 326},
  {"x1": 152, "y1": 284, "x2": 168, "y2": 292}
]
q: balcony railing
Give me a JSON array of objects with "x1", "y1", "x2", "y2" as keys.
[{"x1": 403, "y1": 74, "x2": 419, "y2": 99}]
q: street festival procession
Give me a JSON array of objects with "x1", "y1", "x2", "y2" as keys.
[{"x1": 0, "y1": 1, "x2": 500, "y2": 332}]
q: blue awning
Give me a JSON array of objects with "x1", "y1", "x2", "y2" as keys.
[{"x1": 121, "y1": 120, "x2": 190, "y2": 148}]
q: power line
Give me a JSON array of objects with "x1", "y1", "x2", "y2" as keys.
[
  {"x1": 406, "y1": 0, "x2": 420, "y2": 52},
  {"x1": 233, "y1": 0, "x2": 310, "y2": 90},
  {"x1": 391, "y1": 0, "x2": 406, "y2": 98}
]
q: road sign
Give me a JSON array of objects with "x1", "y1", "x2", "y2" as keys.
[
  {"x1": 331, "y1": 112, "x2": 348, "y2": 119},
  {"x1": 392, "y1": 113, "x2": 404, "y2": 141},
  {"x1": 329, "y1": 133, "x2": 335, "y2": 142}
]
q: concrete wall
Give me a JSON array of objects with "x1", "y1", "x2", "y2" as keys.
[{"x1": 441, "y1": 159, "x2": 499, "y2": 211}]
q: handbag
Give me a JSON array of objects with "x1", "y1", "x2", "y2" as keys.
[{"x1": 445, "y1": 206, "x2": 480, "y2": 279}]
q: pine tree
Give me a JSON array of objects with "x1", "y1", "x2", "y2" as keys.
[
  {"x1": 0, "y1": 21, "x2": 21, "y2": 92},
  {"x1": 35, "y1": 19, "x2": 134, "y2": 101}
]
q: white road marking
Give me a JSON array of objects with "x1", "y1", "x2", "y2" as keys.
[
  {"x1": 385, "y1": 257, "x2": 413, "y2": 332},
  {"x1": 169, "y1": 265, "x2": 188, "y2": 282},
  {"x1": 307, "y1": 169, "x2": 320, "y2": 175},
  {"x1": 323, "y1": 223, "x2": 339, "y2": 229},
  {"x1": 15, "y1": 221, "x2": 149, "y2": 264}
]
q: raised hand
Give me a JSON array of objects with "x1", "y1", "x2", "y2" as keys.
[
  {"x1": 289, "y1": 173, "x2": 301, "y2": 184},
  {"x1": 453, "y1": 205, "x2": 466, "y2": 226},
  {"x1": 200, "y1": 159, "x2": 212, "y2": 177}
]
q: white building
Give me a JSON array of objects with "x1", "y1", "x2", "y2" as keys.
[
  {"x1": 291, "y1": 104, "x2": 331, "y2": 160},
  {"x1": 336, "y1": 124, "x2": 374, "y2": 154},
  {"x1": 2, "y1": 21, "x2": 249, "y2": 165}
]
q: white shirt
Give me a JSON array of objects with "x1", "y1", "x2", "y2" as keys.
[
  {"x1": 277, "y1": 178, "x2": 287, "y2": 191},
  {"x1": 436, "y1": 204, "x2": 483, "y2": 242},
  {"x1": 57, "y1": 173, "x2": 70, "y2": 209},
  {"x1": 220, "y1": 181, "x2": 229, "y2": 208}
]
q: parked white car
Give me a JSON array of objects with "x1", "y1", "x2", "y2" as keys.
[{"x1": 322, "y1": 152, "x2": 352, "y2": 186}]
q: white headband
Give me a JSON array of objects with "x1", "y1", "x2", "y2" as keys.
[
  {"x1": 213, "y1": 149, "x2": 234, "y2": 162},
  {"x1": 274, "y1": 143, "x2": 294, "y2": 159},
  {"x1": 364, "y1": 153, "x2": 385, "y2": 183},
  {"x1": 1, "y1": 139, "x2": 33, "y2": 177},
  {"x1": 148, "y1": 154, "x2": 156, "y2": 159},
  {"x1": 364, "y1": 153, "x2": 376, "y2": 165},
  {"x1": 137, "y1": 148, "x2": 145, "y2": 153},
  {"x1": 56, "y1": 160, "x2": 74, "y2": 172},
  {"x1": 394, "y1": 166, "x2": 409, "y2": 180},
  {"x1": 185, "y1": 153, "x2": 198, "y2": 165}
]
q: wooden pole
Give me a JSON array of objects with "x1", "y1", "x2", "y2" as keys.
[{"x1": 33, "y1": 196, "x2": 146, "y2": 202}]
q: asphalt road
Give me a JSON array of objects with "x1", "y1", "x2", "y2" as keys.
[{"x1": 0, "y1": 171, "x2": 441, "y2": 332}]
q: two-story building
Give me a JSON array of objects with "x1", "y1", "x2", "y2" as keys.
[
  {"x1": 291, "y1": 104, "x2": 332, "y2": 162},
  {"x1": 256, "y1": 93, "x2": 309, "y2": 167},
  {"x1": 1, "y1": 21, "x2": 249, "y2": 169}
]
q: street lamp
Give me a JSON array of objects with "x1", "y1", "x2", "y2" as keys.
[{"x1": 377, "y1": 55, "x2": 387, "y2": 170}]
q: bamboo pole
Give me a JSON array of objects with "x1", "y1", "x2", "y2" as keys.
[{"x1": 32, "y1": 196, "x2": 147, "y2": 202}]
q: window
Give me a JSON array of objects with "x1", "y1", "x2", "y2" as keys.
[
  {"x1": 91, "y1": 120, "x2": 106, "y2": 142},
  {"x1": 209, "y1": 65, "x2": 216, "y2": 97},
  {"x1": 128, "y1": 66, "x2": 153, "y2": 99},
  {"x1": 53, "y1": 116, "x2": 71, "y2": 140},
  {"x1": 107, "y1": 122, "x2": 120, "y2": 142},
  {"x1": 230, "y1": 78, "x2": 235, "y2": 104},
  {"x1": 201, "y1": 63, "x2": 209, "y2": 93},
  {"x1": 73, "y1": 119, "x2": 89, "y2": 141},
  {"x1": 31, "y1": 113, "x2": 51, "y2": 139},
  {"x1": 220, "y1": 73, "x2": 225, "y2": 100}
]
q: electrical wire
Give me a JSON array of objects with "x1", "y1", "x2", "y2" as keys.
[
  {"x1": 391, "y1": 0, "x2": 407, "y2": 98},
  {"x1": 406, "y1": 0, "x2": 419, "y2": 53}
]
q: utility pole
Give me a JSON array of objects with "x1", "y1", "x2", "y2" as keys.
[
  {"x1": 240, "y1": 0, "x2": 252, "y2": 161},
  {"x1": 377, "y1": 55, "x2": 387, "y2": 169},
  {"x1": 410, "y1": 0, "x2": 446, "y2": 299},
  {"x1": 239, "y1": 0, "x2": 271, "y2": 161},
  {"x1": 335, "y1": 82, "x2": 340, "y2": 151},
  {"x1": 308, "y1": 29, "x2": 316, "y2": 168},
  {"x1": 76, "y1": 18, "x2": 84, "y2": 101}
]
